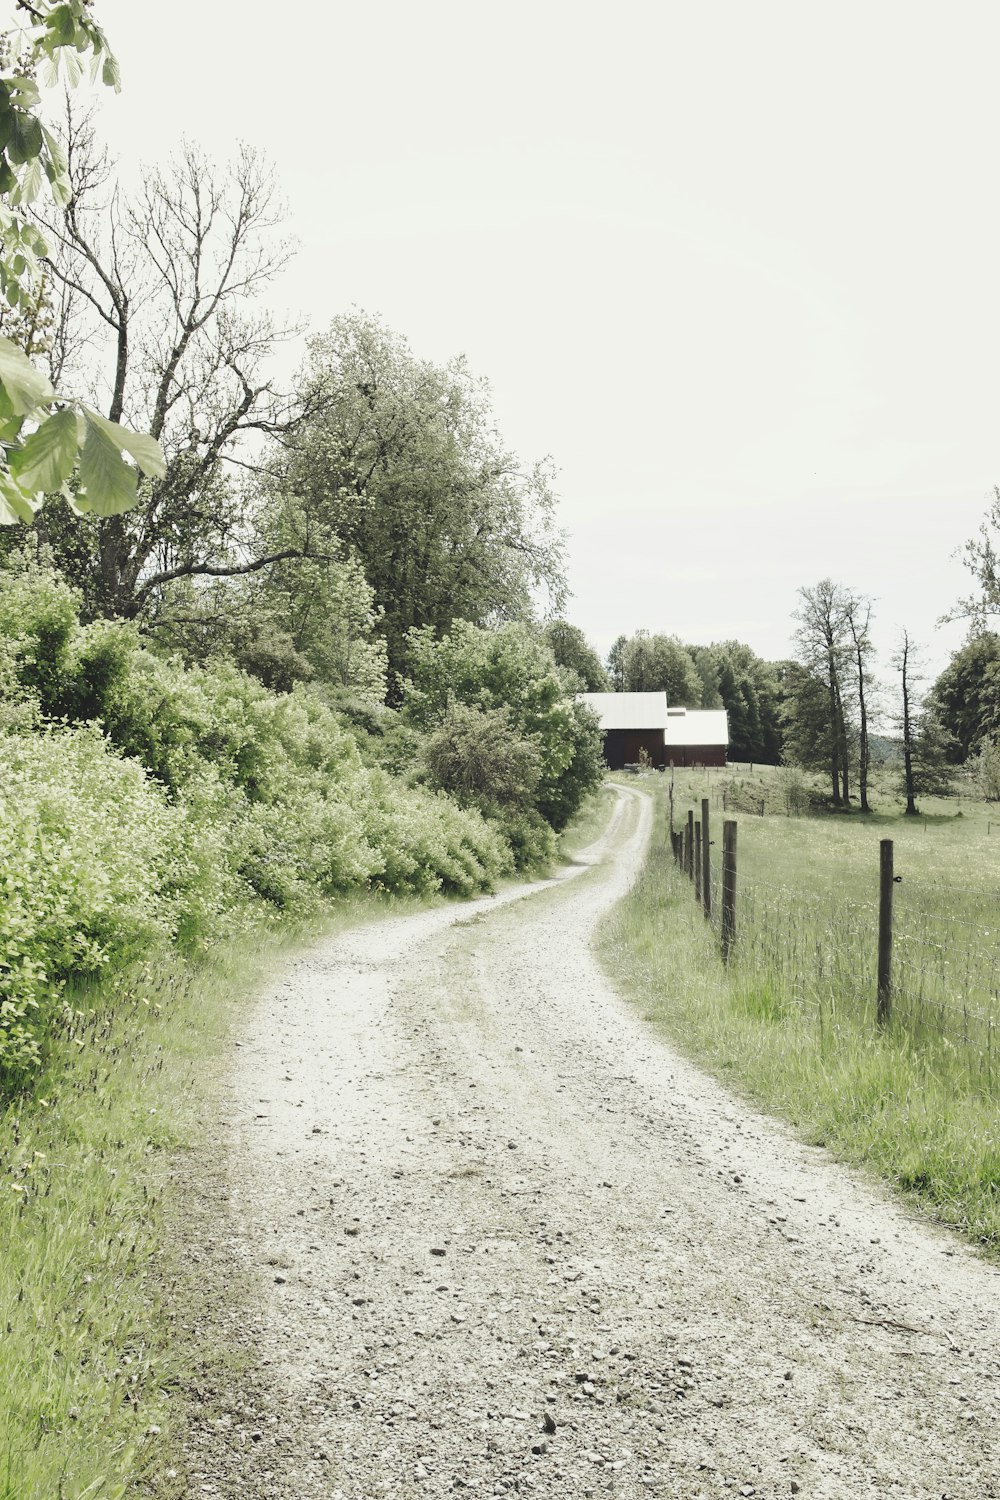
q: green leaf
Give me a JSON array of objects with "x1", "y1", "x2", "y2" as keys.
[
  {"x1": 0, "y1": 337, "x2": 54, "y2": 415},
  {"x1": 101, "y1": 53, "x2": 122, "y2": 92},
  {"x1": 0, "y1": 471, "x2": 38, "y2": 525},
  {"x1": 81, "y1": 408, "x2": 167, "y2": 479},
  {"x1": 13, "y1": 155, "x2": 44, "y2": 205},
  {"x1": 9, "y1": 409, "x2": 79, "y2": 494},
  {"x1": 7, "y1": 111, "x2": 42, "y2": 167},
  {"x1": 46, "y1": 4, "x2": 80, "y2": 45},
  {"x1": 79, "y1": 412, "x2": 139, "y2": 515}
]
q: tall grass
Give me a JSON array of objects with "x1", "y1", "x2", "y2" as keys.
[{"x1": 600, "y1": 767, "x2": 1000, "y2": 1252}]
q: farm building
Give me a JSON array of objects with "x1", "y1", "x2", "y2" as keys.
[{"x1": 578, "y1": 692, "x2": 729, "y2": 769}]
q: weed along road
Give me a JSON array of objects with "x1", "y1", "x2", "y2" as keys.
[{"x1": 190, "y1": 786, "x2": 1000, "y2": 1499}]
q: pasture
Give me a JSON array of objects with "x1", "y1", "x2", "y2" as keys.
[{"x1": 600, "y1": 765, "x2": 1000, "y2": 1251}]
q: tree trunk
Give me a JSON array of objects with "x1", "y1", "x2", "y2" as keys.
[
  {"x1": 901, "y1": 634, "x2": 918, "y2": 816},
  {"x1": 827, "y1": 648, "x2": 841, "y2": 804}
]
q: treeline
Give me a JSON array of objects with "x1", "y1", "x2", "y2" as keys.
[
  {"x1": 574, "y1": 629, "x2": 783, "y2": 764},
  {"x1": 584, "y1": 569, "x2": 1000, "y2": 813}
]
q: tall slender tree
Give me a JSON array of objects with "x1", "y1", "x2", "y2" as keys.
[
  {"x1": 844, "y1": 594, "x2": 875, "y2": 813},
  {"x1": 792, "y1": 579, "x2": 852, "y2": 805},
  {"x1": 895, "y1": 630, "x2": 919, "y2": 816}
]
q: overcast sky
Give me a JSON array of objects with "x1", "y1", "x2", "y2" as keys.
[{"x1": 27, "y1": 0, "x2": 1000, "y2": 684}]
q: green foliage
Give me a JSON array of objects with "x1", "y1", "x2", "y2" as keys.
[
  {"x1": 928, "y1": 632, "x2": 1000, "y2": 763},
  {"x1": 274, "y1": 312, "x2": 567, "y2": 686},
  {"x1": 0, "y1": 5, "x2": 165, "y2": 521},
  {"x1": 422, "y1": 702, "x2": 542, "y2": 811},
  {"x1": 403, "y1": 620, "x2": 604, "y2": 834},
  {"x1": 0, "y1": 726, "x2": 184, "y2": 1077},
  {"x1": 607, "y1": 629, "x2": 702, "y2": 705},
  {"x1": 541, "y1": 619, "x2": 609, "y2": 690},
  {"x1": 0, "y1": 560, "x2": 522, "y2": 1081}
]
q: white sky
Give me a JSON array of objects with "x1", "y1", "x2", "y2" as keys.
[{"x1": 21, "y1": 0, "x2": 1000, "y2": 684}]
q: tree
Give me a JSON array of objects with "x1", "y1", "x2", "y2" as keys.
[
  {"x1": 687, "y1": 644, "x2": 723, "y2": 709},
  {"x1": 606, "y1": 633, "x2": 628, "y2": 690},
  {"x1": 274, "y1": 313, "x2": 567, "y2": 689},
  {"x1": 952, "y1": 486, "x2": 1000, "y2": 627},
  {"x1": 0, "y1": 2, "x2": 166, "y2": 523},
  {"x1": 611, "y1": 630, "x2": 702, "y2": 704},
  {"x1": 927, "y1": 632, "x2": 1000, "y2": 763},
  {"x1": 422, "y1": 702, "x2": 541, "y2": 813},
  {"x1": 893, "y1": 630, "x2": 919, "y2": 816},
  {"x1": 541, "y1": 620, "x2": 609, "y2": 690},
  {"x1": 705, "y1": 640, "x2": 784, "y2": 762},
  {"x1": 22, "y1": 119, "x2": 308, "y2": 619},
  {"x1": 791, "y1": 580, "x2": 853, "y2": 804},
  {"x1": 402, "y1": 621, "x2": 603, "y2": 831},
  {"x1": 844, "y1": 594, "x2": 876, "y2": 812}
]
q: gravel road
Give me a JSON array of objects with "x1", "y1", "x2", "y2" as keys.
[{"x1": 184, "y1": 785, "x2": 999, "y2": 1499}]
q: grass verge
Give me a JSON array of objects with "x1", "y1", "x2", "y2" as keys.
[
  {"x1": 0, "y1": 894, "x2": 417, "y2": 1500},
  {"x1": 598, "y1": 776, "x2": 1000, "y2": 1256}
]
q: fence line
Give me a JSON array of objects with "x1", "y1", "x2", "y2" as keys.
[{"x1": 666, "y1": 808, "x2": 1000, "y2": 1081}]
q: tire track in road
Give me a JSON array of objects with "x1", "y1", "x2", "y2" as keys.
[{"x1": 192, "y1": 785, "x2": 999, "y2": 1499}]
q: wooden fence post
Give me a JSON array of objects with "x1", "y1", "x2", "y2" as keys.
[
  {"x1": 669, "y1": 782, "x2": 675, "y2": 836},
  {"x1": 701, "y1": 797, "x2": 711, "y2": 920},
  {"x1": 877, "y1": 838, "x2": 894, "y2": 1027},
  {"x1": 694, "y1": 822, "x2": 702, "y2": 903},
  {"x1": 721, "y1": 820, "x2": 737, "y2": 962},
  {"x1": 687, "y1": 810, "x2": 694, "y2": 879}
]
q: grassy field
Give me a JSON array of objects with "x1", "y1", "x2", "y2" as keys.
[{"x1": 599, "y1": 764, "x2": 1000, "y2": 1252}]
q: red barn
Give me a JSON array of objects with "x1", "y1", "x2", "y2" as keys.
[{"x1": 578, "y1": 692, "x2": 729, "y2": 770}]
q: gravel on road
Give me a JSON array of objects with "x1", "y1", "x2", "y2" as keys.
[{"x1": 179, "y1": 785, "x2": 999, "y2": 1499}]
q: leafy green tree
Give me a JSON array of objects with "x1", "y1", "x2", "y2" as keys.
[
  {"x1": 791, "y1": 579, "x2": 854, "y2": 804},
  {"x1": 927, "y1": 633, "x2": 1000, "y2": 763},
  {"x1": 403, "y1": 621, "x2": 603, "y2": 831},
  {"x1": 273, "y1": 313, "x2": 567, "y2": 688},
  {"x1": 952, "y1": 486, "x2": 1000, "y2": 628},
  {"x1": 698, "y1": 640, "x2": 783, "y2": 762},
  {"x1": 541, "y1": 619, "x2": 609, "y2": 690},
  {"x1": 780, "y1": 660, "x2": 834, "y2": 776},
  {"x1": 0, "y1": 2, "x2": 165, "y2": 523},
  {"x1": 422, "y1": 702, "x2": 541, "y2": 812},
  {"x1": 606, "y1": 633, "x2": 628, "y2": 690},
  {"x1": 612, "y1": 629, "x2": 702, "y2": 704},
  {"x1": 687, "y1": 644, "x2": 723, "y2": 708}
]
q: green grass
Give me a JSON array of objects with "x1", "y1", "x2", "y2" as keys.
[
  {"x1": 0, "y1": 893, "x2": 414, "y2": 1500},
  {"x1": 599, "y1": 765, "x2": 1000, "y2": 1253}
]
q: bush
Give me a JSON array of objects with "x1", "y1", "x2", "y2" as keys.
[
  {"x1": 403, "y1": 621, "x2": 604, "y2": 834},
  {"x1": 0, "y1": 728, "x2": 186, "y2": 1077},
  {"x1": 0, "y1": 560, "x2": 537, "y2": 1082}
]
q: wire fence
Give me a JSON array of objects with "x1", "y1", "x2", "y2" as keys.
[{"x1": 669, "y1": 804, "x2": 1000, "y2": 1089}]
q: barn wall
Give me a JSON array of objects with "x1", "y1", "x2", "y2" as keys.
[
  {"x1": 665, "y1": 744, "x2": 728, "y2": 768},
  {"x1": 602, "y1": 729, "x2": 666, "y2": 769}
]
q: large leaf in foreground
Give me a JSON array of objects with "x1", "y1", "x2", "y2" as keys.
[
  {"x1": 78, "y1": 410, "x2": 138, "y2": 515},
  {"x1": 0, "y1": 335, "x2": 54, "y2": 415},
  {"x1": 82, "y1": 408, "x2": 167, "y2": 479},
  {"x1": 8, "y1": 407, "x2": 77, "y2": 492}
]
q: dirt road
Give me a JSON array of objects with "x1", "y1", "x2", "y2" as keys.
[{"x1": 187, "y1": 786, "x2": 999, "y2": 1499}]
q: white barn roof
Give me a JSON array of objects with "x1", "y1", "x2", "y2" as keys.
[
  {"x1": 578, "y1": 694, "x2": 730, "y2": 747},
  {"x1": 664, "y1": 707, "x2": 729, "y2": 747},
  {"x1": 577, "y1": 691, "x2": 668, "y2": 730}
]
